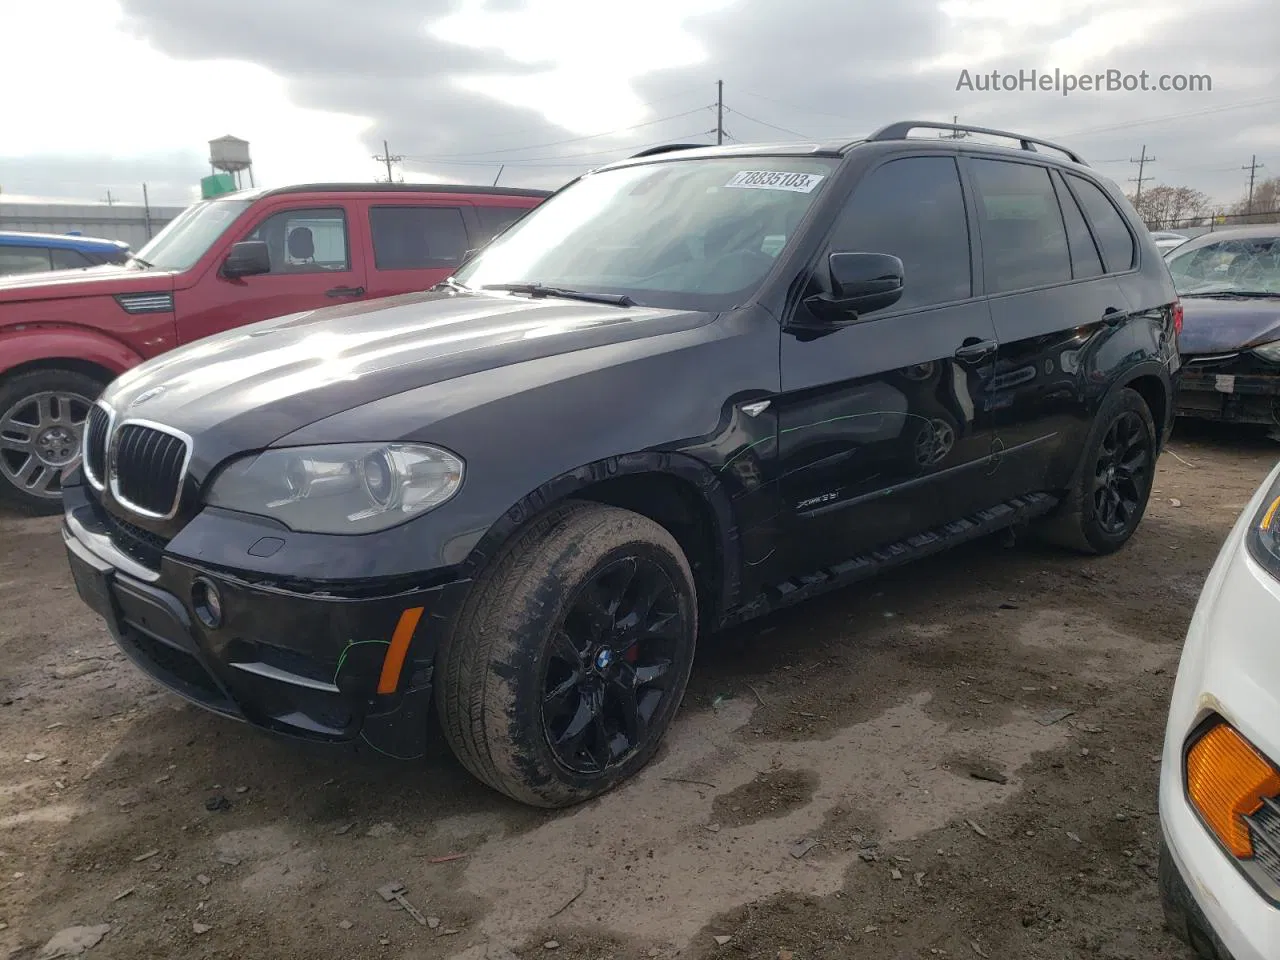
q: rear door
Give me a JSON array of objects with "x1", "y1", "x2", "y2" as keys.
[
  {"x1": 362, "y1": 200, "x2": 474, "y2": 301},
  {"x1": 966, "y1": 156, "x2": 1133, "y2": 499},
  {"x1": 772, "y1": 153, "x2": 1001, "y2": 578},
  {"x1": 175, "y1": 201, "x2": 368, "y2": 344}
]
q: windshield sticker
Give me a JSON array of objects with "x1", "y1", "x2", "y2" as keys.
[{"x1": 725, "y1": 171, "x2": 825, "y2": 193}]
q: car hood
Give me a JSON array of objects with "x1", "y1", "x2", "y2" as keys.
[
  {"x1": 1178, "y1": 296, "x2": 1280, "y2": 355},
  {"x1": 0, "y1": 262, "x2": 176, "y2": 302},
  {"x1": 101, "y1": 288, "x2": 714, "y2": 466}
]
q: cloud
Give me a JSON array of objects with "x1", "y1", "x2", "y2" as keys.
[{"x1": 5, "y1": 0, "x2": 1279, "y2": 208}]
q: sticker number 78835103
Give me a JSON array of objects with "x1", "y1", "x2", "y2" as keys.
[{"x1": 724, "y1": 170, "x2": 826, "y2": 193}]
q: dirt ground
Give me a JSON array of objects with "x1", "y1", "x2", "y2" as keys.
[{"x1": 2, "y1": 422, "x2": 1276, "y2": 960}]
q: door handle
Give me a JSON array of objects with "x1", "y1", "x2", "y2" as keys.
[
  {"x1": 326, "y1": 285, "x2": 365, "y2": 298},
  {"x1": 954, "y1": 338, "x2": 998, "y2": 363}
]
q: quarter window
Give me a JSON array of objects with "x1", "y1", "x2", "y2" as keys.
[
  {"x1": 970, "y1": 159, "x2": 1071, "y2": 294},
  {"x1": 246, "y1": 207, "x2": 350, "y2": 273},
  {"x1": 369, "y1": 206, "x2": 469, "y2": 270},
  {"x1": 1051, "y1": 171, "x2": 1104, "y2": 279},
  {"x1": 828, "y1": 156, "x2": 972, "y2": 311},
  {"x1": 1066, "y1": 174, "x2": 1137, "y2": 273}
]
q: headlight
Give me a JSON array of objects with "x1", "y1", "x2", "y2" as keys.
[
  {"x1": 206, "y1": 443, "x2": 463, "y2": 534},
  {"x1": 1252, "y1": 340, "x2": 1280, "y2": 363},
  {"x1": 1245, "y1": 467, "x2": 1280, "y2": 577}
]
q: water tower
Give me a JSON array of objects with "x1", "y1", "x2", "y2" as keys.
[{"x1": 209, "y1": 135, "x2": 254, "y2": 188}]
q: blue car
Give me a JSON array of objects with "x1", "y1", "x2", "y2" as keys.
[{"x1": 0, "y1": 231, "x2": 131, "y2": 276}]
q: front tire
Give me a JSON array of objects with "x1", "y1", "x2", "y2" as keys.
[
  {"x1": 436, "y1": 501, "x2": 698, "y2": 807},
  {"x1": 1041, "y1": 387, "x2": 1157, "y2": 554},
  {"x1": 0, "y1": 369, "x2": 105, "y2": 516}
]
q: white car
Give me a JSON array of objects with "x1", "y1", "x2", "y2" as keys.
[
  {"x1": 1152, "y1": 231, "x2": 1190, "y2": 254},
  {"x1": 1160, "y1": 459, "x2": 1280, "y2": 960}
]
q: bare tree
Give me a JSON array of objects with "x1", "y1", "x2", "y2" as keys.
[
  {"x1": 1125, "y1": 184, "x2": 1211, "y2": 230},
  {"x1": 1230, "y1": 176, "x2": 1280, "y2": 223}
]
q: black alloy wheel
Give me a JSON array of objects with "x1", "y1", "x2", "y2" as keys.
[
  {"x1": 1092, "y1": 409, "x2": 1152, "y2": 537},
  {"x1": 540, "y1": 555, "x2": 682, "y2": 774}
]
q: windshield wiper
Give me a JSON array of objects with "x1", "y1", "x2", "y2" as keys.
[
  {"x1": 128, "y1": 253, "x2": 155, "y2": 269},
  {"x1": 1182, "y1": 290, "x2": 1280, "y2": 299},
  {"x1": 481, "y1": 282, "x2": 634, "y2": 307}
]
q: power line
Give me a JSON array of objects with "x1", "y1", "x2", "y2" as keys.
[
  {"x1": 1054, "y1": 95, "x2": 1280, "y2": 139},
  {"x1": 724, "y1": 108, "x2": 812, "y2": 141},
  {"x1": 1129, "y1": 145, "x2": 1156, "y2": 201}
]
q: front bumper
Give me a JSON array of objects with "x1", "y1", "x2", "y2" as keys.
[
  {"x1": 1176, "y1": 365, "x2": 1280, "y2": 425},
  {"x1": 62, "y1": 486, "x2": 463, "y2": 758},
  {"x1": 1158, "y1": 461, "x2": 1280, "y2": 960}
]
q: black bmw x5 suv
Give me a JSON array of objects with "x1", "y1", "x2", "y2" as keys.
[{"x1": 63, "y1": 120, "x2": 1181, "y2": 807}]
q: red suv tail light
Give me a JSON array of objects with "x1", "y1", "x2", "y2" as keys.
[{"x1": 1172, "y1": 299, "x2": 1184, "y2": 336}]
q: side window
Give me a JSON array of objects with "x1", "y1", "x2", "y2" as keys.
[
  {"x1": 51, "y1": 248, "x2": 93, "y2": 269},
  {"x1": 247, "y1": 207, "x2": 350, "y2": 274},
  {"x1": 1066, "y1": 174, "x2": 1137, "y2": 273},
  {"x1": 474, "y1": 206, "x2": 529, "y2": 247},
  {"x1": 828, "y1": 156, "x2": 972, "y2": 311},
  {"x1": 369, "y1": 206, "x2": 469, "y2": 270},
  {"x1": 0, "y1": 247, "x2": 53, "y2": 274},
  {"x1": 1051, "y1": 171, "x2": 1104, "y2": 279},
  {"x1": 970, "y1": 159, "x2": 1071, "y2": 294}
]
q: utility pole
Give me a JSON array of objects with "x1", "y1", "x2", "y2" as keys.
[
  {"x1": 944, "y1": 115, "x2": 966, "y2": 139},
  {"x1": 1243, "y1": 154, "x2": 1264, "y2": 214},
  {"x1": 373, "y1": 140, "x2": 403, "y2": 182},
  {"x1": 142, "y1": 183, "x2": 152, "y2": 240},
  {"x1": 1129, "y1": 145, "x2": 1155, "y2": 202},
  {"x1": 103, "y1": 189, "x2": 115, "y2": 206},
  {"x1": 716, "y1": 80, "x2": 724, "y2": 145}
]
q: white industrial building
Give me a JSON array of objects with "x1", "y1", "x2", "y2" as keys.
[{"x1": 0, "y1": 199, "x2": 189, "y2": 249}]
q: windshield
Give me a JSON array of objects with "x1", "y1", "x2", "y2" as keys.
[
  {"x1": 452, "y1": 157, "x2": 840, "y2": 311},
  {"x1": 1167, "y1": 235, "x2": 1280, "y2": 295},
  {"x1": 134, "y1": 197, "x2": 253, "y2": 272}
]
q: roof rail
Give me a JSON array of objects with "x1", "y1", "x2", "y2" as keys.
[
  {"x1": 867, "y1": 121, "x2": 1087, "y2": 165},
  {"x1": 628, "y1": 143, "x2": 711, "y2": 159}
]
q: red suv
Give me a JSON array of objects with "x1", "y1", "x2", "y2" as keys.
[{"x1": 0, "y1": 182, "x2": 549, "y2": 513}]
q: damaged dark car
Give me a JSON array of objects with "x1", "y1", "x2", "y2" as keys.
[
  {"x1": 1168, "y1": 226, "x2": 1280, "y2": 427},
  {"x1": 61, "y1": 122, "x2": 1180, "y2": 808}
]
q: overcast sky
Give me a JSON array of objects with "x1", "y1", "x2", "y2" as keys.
[{"x1": 3, "y1": 0, "x2": 1277, "y2": 210}]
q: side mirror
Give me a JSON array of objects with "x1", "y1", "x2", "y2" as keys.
[
  {"x1": 789, "y1": 252, "x2": 904, "y2": 336},
  {"x1": 221, "y1": 240, "x2": 271, "y2": 278},
  {"x1": 827, "y1": 252, "x2": 905, "y2": 313}
]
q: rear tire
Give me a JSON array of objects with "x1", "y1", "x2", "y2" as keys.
[
  {"x1": 435, "y1": 501, "x2": 698, "y2": 808},
  {"x1": 1040, "y1": 387, "x2": 1157, "y2": 555},
  {"x1": 0, "y1": 369, "x2": 105, "y2": 516}
]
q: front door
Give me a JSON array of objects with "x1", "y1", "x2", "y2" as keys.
[
  {"x1": 176, "y1": 202, "x2": 368, "y2": 344},
  {"x1": 772, "y1": 154, "x2": 1000, "y2": 578}
]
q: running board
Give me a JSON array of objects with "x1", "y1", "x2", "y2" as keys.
[{"x1": 722, "y1": 492, "x2": 1059, "y2": 627}]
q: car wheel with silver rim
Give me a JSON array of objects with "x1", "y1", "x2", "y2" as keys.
[{"x1": 0, "y1": 369, "x2": 105, "y2": 515}]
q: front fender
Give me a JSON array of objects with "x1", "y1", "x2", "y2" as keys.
[
  {"x1": 0, "y1": 327, "x2": 145, "y2": 380},
  {"x1": 453, "y1": 450, "x2": 742, "y2": 627}
]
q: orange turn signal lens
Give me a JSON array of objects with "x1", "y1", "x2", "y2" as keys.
[
  {"x1": 376, "y1": 606, "x2": 425, "y2": 696},
  {"x1": 1260, "y1": 495, "x2": 1280, "y2": 532},
  {"x1": 1186, "y1": 722, "x2": 1280, "y2": 857}
]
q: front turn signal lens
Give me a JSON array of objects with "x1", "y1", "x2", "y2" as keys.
[{"x1": 1186, "y1": 722, "x2": 1280, "y2": 857}]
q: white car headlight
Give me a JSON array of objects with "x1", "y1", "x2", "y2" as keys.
[
  {"x1": 1252, "y1": 340, "x2": 1280, "y2": 363},
  {"x1": 206, "y1": 443, "x2": 464, "y2": 534}
]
